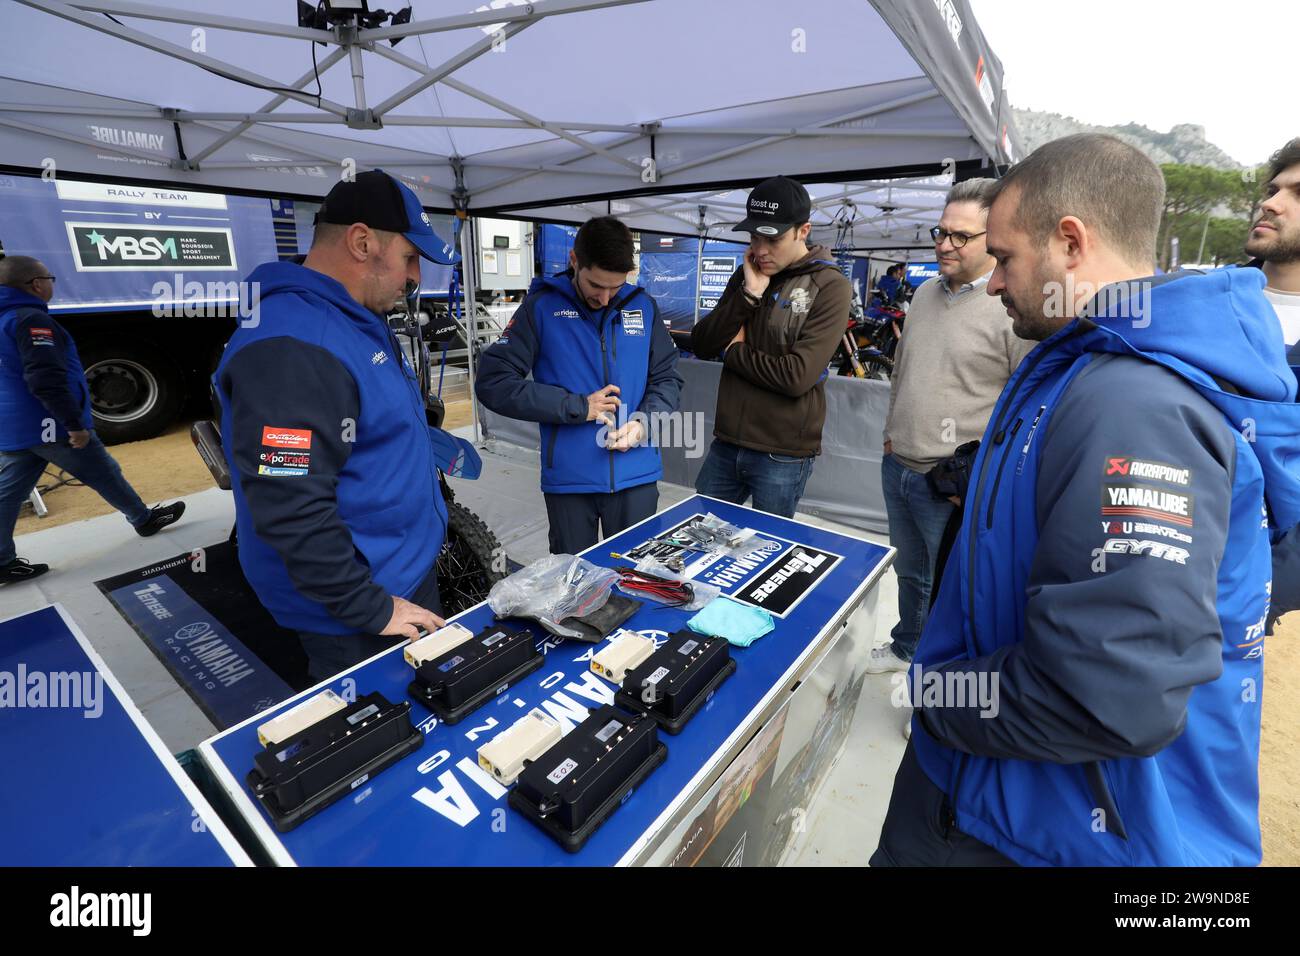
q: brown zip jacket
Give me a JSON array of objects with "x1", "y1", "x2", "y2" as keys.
[{"x1": 689, "y1": 244, "x2": 850, "y2": 456}]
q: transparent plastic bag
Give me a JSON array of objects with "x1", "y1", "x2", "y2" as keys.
[{"x1": 487, "y1": 554, "x2": 619, "y2": 641}]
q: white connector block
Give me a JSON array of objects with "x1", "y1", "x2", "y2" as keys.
[
  {"x1": 477, "y1": 709, "x2": 562, "y2": 784},
  {"x1": 257, "y1": 689, "x2": 346, "y2": 747},
  {"x1": 403, "y1": 622, "x2": 475, "y2": 669},
  {"x1": 591, "y1": 630, "x2": 656, "y2": 684}
]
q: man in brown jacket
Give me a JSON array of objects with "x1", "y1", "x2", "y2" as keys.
[{"x1": 689, "y1": 176, "x2": 851, "y2": 517}]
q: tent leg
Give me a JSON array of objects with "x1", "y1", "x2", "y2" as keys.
[
  {"x1": 459, "y1": 218, "x2": 482, "y2": 446},
  {"x1": 693, "y1": 232, "x2": 703, "y2": 327}
]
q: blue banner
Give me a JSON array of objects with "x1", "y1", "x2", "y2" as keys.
[{"x1": 107, "y1": 573, "x2": 292, "y2": 727}]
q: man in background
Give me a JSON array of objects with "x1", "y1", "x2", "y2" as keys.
[
  {"x1": 1, "y1": 255, "x2": 184, "y2": 585},
  {"x1": 870, "y1": 180, "x2": 1033, "y2": 682}
]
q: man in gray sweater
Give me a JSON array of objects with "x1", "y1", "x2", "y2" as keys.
[{"x1": 870, "y1": 178, "x2": 1034, "y2": 680}]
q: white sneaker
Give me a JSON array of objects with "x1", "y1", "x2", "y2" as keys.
[{"x1": 865, "y1": 643, "x2": 910, "y2": 675}]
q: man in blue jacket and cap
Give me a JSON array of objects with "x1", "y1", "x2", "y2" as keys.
[
  {"x1": 216, "y1": 170, "x2": 463, "y2": 681},
  {"x1": 1, "y1": 255, "x2": 185, "y2": 585},
  {"x1": 872, "y1": 133, "x2": 1300, "y2": 866},
  {"x1": 476, "y1": 216, "x2": 681, "y2": 554}
]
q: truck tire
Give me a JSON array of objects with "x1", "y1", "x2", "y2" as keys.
[
  {"x1": 437, "y1": 499, "x2": 507, "y2": 616},
  {"x1": 79, "y1": 342, "x2": 184, "y2": 445}
]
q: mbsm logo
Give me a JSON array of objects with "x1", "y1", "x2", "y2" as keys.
[
  {"x1": 50, "y1": 886, "x2": 151, "y2": 936},
  {"x1": 88, "y1": 230, "x2": 176, "y2": 263}
]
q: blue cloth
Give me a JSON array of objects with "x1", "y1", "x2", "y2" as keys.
[
  {"x1": 475, "y1": 271, "x2": 682, "y2": 495},
  {"x1": 909, "y1": 267, "x2": 1300, "y2": 866},
  {"x1": 428, "y1": 428, "x2": 481, "y2": 479},
  {"x1": 881, "y1": 453, "x2": 955, "y2": 661},
  {"x1": 687, "y1": 596, "x2": 774, "y2": 647},
  {"x1": 1, "y1": 435, "x2": 149, "y2": 563},
  {"x1": 694, "y1": 439, "x2": 814, "y2": 518},
  {"x1": 0, "y1": 288, "x2": 94, "y2": 451},
  {"x1": 215, "y1": 261, "x2": 447, "y2": 636}
]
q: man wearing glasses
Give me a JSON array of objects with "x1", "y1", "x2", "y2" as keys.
[
  {"x1": 0, "y1": 255, "x2": 184, "y2": 585},
  {"x1": 868, "y1": 180, "x2": 1033, "y2": 696}
]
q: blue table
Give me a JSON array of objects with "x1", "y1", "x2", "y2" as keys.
[
  {"x1": 199, "y1": 496, "x2": 892, "y2": 866},
  {"x1": 0, "y1": 604, "x2": 252, "y2": 865}
]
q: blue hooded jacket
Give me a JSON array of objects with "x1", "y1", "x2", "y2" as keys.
[
  {"x1": 910, "y1": 267, "x2": 1300, "y2": 866},
  {"x1": 215, "y1": 261, "x2": 447, "y2": 636},
  {"x1": 0, "y1": 287, "x2": 94, "y2": 450},
  {"x1": 475, "y1": 272, "x2": 681, "y2": 495}
]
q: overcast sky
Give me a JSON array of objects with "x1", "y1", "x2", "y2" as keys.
[{"x1": 970, "y1": 0, "x2": 1291, "y2": 166}]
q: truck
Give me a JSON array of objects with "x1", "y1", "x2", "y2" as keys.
[{"x1": 0, "y1": 173, "x2": 458, "y2": 444}]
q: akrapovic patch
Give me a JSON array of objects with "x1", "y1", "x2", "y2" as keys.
[{"x1": 1104, "y1": 456, "x2": 1191, "y2": 486}]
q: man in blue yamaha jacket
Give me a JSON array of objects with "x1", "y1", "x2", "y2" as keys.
[
  {"x1": 476, "y1": 216, "x2": 681, "y2": 554},
  {"x1": 872, "y1": 134, "x2": 1300, "y2": 866},
  {"x1": 216, "y1": 171, "x2": 459, "y2": 681},
  {"x1": 1, "y1": 255, "x2": 185, "y2": 585}
]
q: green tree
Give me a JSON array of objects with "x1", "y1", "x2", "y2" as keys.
[{"x1": 1158, "y1": 163, "x2": 1264, "y2": 268}]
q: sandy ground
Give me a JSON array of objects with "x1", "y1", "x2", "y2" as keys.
[
  {"x1": 1260, "y1": 616, "x2": 1299, "y2": 866},
  {"x1": 11, "y1": 400, "x2": 1298, "y2": 866},
  {"x1": 13, "y1": 399, "x2": 477, "y2": 535}
]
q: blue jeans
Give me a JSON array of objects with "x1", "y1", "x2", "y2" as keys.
[
  {"x1": 881, "y1": 453, "x2": 955, "y2": 661},
  {"x1": 694, "y1": 439, "x2": 814, "y2": 519},
  {"x1": 0, "y1": 434, "x2": 150, "y2": 565}
]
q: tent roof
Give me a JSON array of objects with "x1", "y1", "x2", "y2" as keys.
[{"x1": 0, "y1": 0, "x2": 1021, "y2": 217}]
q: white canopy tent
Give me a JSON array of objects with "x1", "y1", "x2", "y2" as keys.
[
  {"x1": 0, "y1": 0, "x2": 1020, "y2": 211},
  {"x1": 0, "y1": 0, "x2": 1021, "y2": 435}
]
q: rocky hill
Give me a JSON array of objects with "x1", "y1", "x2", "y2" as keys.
[{"x1": 1012, "y1": 108, "x2": 1242, "y2": 170}]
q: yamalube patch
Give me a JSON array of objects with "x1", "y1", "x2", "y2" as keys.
[{"x1": 621, "y1": 309, "x2": 645, "y2": 335}]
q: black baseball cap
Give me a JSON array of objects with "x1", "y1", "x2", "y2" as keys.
[
  {"x1": 733, "y1": 176, "x2": 812, "y2": 236},
  {"x1": 315, "y1": 169, "x2": 459, "y2": 265}
]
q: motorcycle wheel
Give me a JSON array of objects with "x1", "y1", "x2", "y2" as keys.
[{"x1": 437, "y1": 498, "x2": 508, "y2": 615}]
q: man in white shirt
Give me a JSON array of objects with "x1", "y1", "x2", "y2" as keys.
[{"x1": 1244, "y1": 138, "x2": 1300, "y2": 346}]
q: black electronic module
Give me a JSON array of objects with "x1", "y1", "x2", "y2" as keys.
[
  {"x1": 509, "y1": 705, "x2": 667, "y2": 852},
  {"x1": 409, "y1": 623, "x2": 543, "y2": 724},
  {"x1": 247, "y1": 691, "x2": 423, "y2": 832},
  {"x1": 615, "y1": 630, "x2": 736, "y2": 734}
]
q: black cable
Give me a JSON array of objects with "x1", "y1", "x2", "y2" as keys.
[{"x1": 101, "y1": 8, "x2": 324, "y2": 107}]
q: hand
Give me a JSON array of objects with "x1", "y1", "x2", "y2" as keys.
[
  {"x1": 727, "y1": 324, "x2": 746, "y2": 350},
  {"x1": 947, "y1": 496, "x2": 961, "y2": 506},
  {"x1": 883, "y1": 439, "x2": 892, "y2": 456},
  {"x1": 67, "y1": 429, "x2": 90, "y2": 449},
  {"x1": 742, "y1": 249, "x2": 770, "y2": 298},
  {"x1": 606, "y1": 419, "x2": 645, "y2": 452},
  {"x1": 586, "y1": 384, "x2": 621, "y2": 426},
  {"x1": 379, "y1": 595, "x2": 446, "y2": 641}
]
